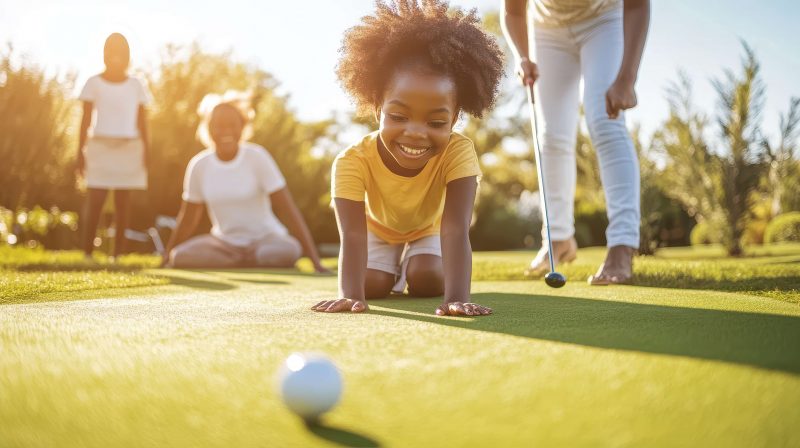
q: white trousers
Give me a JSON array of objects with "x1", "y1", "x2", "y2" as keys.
[{"x1": 533, "y1": 6, "x2": 640, "y2": 248}]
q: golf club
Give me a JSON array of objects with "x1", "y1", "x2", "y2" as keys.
[{"x1": 526, "y1": 83, "x2": 567, "y2": 288}]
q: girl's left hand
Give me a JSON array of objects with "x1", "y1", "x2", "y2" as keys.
[
  {"x1": 313, "y1": 263, "x2": 334, "y2": 275},
  {"x1": 435, "y1": 301, "x2": 493, "y2": 317},
  {"x1": 605, "y1": 77, "x2": 637, "y2": 119},
  {"x1": 142, "y1": 147, "x2": 150, "y2": 170}
]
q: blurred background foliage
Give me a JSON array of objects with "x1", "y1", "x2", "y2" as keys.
[{"x1": 1, "y1": 13, "x2": 798, "y2": 256}]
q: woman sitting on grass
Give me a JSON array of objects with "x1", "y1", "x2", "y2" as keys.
[
  {"x1": 163, "y1": 92, "x2": 328, "y2": 272},
  {"x1": 311, "y1": 0, "x2": 504, "y2": 316}
]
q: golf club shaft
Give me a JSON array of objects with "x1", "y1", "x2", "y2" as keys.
[{"x1": 526, "y1": 84, "x2": 556, "y2": 274}]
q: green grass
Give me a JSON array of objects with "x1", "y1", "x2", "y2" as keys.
[
  {"x1": 1, "y1": 244, "x2": 799, "y2": 447},
  {"x1": 474, "y1": 243, "x2": 800, "y2": 303},
  {"x1": 0, "y1": 246, "x2": 166, "y2": 304}
]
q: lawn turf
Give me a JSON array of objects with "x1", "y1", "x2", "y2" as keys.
[{"x1": 1, "y1": 244, "x2": 799, "y2": 447}]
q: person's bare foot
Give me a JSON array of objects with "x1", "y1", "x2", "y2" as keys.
[
  {"x1": 588, "y1": 245, "x2": 635, "y2": 285},
  {"x1": 525, "y1": 237, "x2": 578, "y2": 277}
]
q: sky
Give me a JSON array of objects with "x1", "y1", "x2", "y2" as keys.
[{"x1": 1, "y1": 0, "x2": 798, "y2": 145}]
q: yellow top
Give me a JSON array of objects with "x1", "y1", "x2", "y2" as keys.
[
  {"x1": 532, "y1": 0, "x2": 621, "y2": 27},
  {"x1": 331, "y1": 131, "x2": 481, "y2": 245}
]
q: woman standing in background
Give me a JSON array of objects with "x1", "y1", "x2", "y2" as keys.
[{"x1": 75, "y1": 32, "x2": 151, "y2": 261}]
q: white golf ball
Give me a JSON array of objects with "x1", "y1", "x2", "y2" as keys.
[{"x1": 278, "y1": 353, "x2": 342, "y2": 420}]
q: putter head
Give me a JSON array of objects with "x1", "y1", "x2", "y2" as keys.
[{"x1": 544, "y1": 272, "x2": 566, "y2": 288}]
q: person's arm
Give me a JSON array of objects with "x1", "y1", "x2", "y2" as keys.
[
  {"x1": 311, "y1": 198, "x2": 368, "y2": 313},
  {"x1": 75, "y1": 102, "x2": 93, "y2": 177},
  {"x1": 161, "y1": 201, "x2": 205, "y2": 267},
  {"x1": 270, "y1": 187, "x2": 330, "y2": 274},
  {"x1": 501, "y1": 0, "x2": 538, "y2": 86},
  {"x1": 606, "y1": 0, "x2": 650, "y2": 119},
  {"x1": 137, "y1": 105, "x2": 150, "y2": 170},
  {"x1": 436, "y1": 176, "x2": 492, "y2": 316}
]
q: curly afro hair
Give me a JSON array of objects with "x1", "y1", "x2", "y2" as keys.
[{"x1": 336, "y1": 0, "x2": 505, "y2": 118}]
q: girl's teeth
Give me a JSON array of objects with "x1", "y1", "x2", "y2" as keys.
[{"x1": 400, "y1": 144, "x2": 428, "y2": 155}]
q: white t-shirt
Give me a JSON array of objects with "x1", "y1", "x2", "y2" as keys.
[
  {"x1": 79, "y1": 75, "x2": 151, "y2": 138},
  {"x1": 182, "y1": 142, "x2": 289, "y2": 247}
]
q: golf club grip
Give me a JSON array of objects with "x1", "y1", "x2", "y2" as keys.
[{"x1": 526, "y1": 84, "x2": 557, "y2": 273}]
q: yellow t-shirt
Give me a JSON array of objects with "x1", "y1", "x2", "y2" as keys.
[
  {"x1": 331, "y1": 131, "x2": 481, "y2": 245},
  {"x1": 532, "y1": 0, "x2": 621, "y2": 28}
]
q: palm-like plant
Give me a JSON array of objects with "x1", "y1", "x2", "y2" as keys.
[
  {"x1": 710, "y1": 43, "x2": 767, "y2": 255},
  {"x1": 655, "y1": 43, "x2": 768, "y2": 256},
  {"x1": 762, "y1": 97, "x2": 800, "y2": 216},
  {"x1": 654, "y1": 72, "x2": 722, "y2": 236}
]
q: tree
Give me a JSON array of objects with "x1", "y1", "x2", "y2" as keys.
[
  {"x1": 711, "y1": 43, "x2": 768, "y2": 255},
  {"x1": 0, "y1": 45, "x2": 79, "y2": 211},
  {"x1": 655, "y1": 44, "x2": 768, "y2": 256}
]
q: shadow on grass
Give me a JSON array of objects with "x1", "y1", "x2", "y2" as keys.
[
  {"x1": 761, "y1": 256, "x2": 800, "y2": 265},
  {"x1": 15, "y1": 263, "x2": 147, "y2": 272},
  {"x1": 369, "y1": 293, "x2": 800, "y2": 375},
  {"x1": 518, "y1": 263, "x2": 800, "y2": 299},
  {"x1": 155, "y1": 272, "x2": 239, "y2": 291},
  {"x1": 216, "y1": 268, "x2": 331, "y2": 278},
  {"x1": 629, "y1": 273, "x2": 800, "y2": 297},
  {"x1": 306, "y1": 422, "x2": 381, "y2": 447},
  {"x1": 154, "y1": 270, "x2": 291, "y2": 290},
  {"x1": 235, "y1": 278, "x2": 290, "y2": 285}
]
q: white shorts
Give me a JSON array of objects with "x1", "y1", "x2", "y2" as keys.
[
  {"x1": 367, "y1": 231, "x2": 442, "y2": 294},
  {"x1": 85, "y1": 136, "x2": 147, "y2": 190}
]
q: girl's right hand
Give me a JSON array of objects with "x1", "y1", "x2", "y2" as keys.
[
  {"x1": 311, "y1": 298, "x2": 368, "y2": 313},
  {"x1": 517, "y1": 57, "x2": 539, "y2": 87},
  {"x1": 435, "y1": 301, "x2": 493, "y2": 317},
  {"x1": 75, "y1": 153, "x2": 86, "y2": 178}
]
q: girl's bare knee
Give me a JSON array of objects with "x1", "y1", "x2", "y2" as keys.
[
  {"x1": 365, "y1": 269, "x2": 395, "y2": 299},
  {"x1": 406, "y1": 256, "x2": 444, "y2": 297}
]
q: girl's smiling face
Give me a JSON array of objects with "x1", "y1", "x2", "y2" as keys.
[{"x1": 378, "y1": 70, "x2": 458, "y2": 172}]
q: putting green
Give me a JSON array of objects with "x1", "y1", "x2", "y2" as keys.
[{"x1": 2, "y1": 251, "x2": 799, "y2": 447}]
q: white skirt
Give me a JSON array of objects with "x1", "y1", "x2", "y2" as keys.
[{"x1": 85, "y1": 137, "x2": 147, "y2": 189}]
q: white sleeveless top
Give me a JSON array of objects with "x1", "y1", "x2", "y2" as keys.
[{"x1": 78, "y1": 75, "x2": 151, "y2": 138}]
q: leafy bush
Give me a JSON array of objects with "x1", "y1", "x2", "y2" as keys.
[
  {"x1": 574, "y1": 202, "x2": 608, "y2": 248},
  {"x1": 690, "y1": 221, "x2": 722, "y2": 246},
  {"x1": 0, "y1": 206, "x2": 78, "y2": 249},
  {"x1": 764, "y1": 212, "x2": 800, "y2": 243},
  {"x1": 0, "y1": 46, "x2": 80, "y2": 211}
]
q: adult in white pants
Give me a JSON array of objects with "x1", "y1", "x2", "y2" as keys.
[{"x1": 502, "y1": 0, "x2": 650, "y2": 284}]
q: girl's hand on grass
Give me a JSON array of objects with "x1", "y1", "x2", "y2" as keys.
[
  {"x1": 75, "y1": 153, "x2": 86, "y2": 178},
  {"x1": 435, "y1": 301, "x2": 493, "y2": 317},
  {"x1": 311, "y1": 298, "x2": 368, "y2": 313},
  {"x1": 313, "y1": 263, "x2": 334, "y2": 276}
]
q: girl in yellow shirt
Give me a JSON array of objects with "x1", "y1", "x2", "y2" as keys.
[{"x1": 312, "y1": 0, "x2": 504, "y2": 316}]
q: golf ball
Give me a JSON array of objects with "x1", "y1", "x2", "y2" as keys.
[{"x1": 278, "y1": 352, "x2": 342, "y2": 421}]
